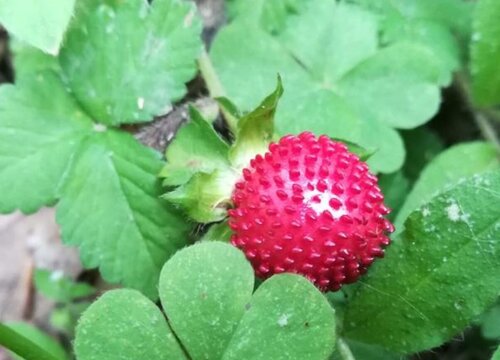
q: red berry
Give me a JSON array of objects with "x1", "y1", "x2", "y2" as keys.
[{"x1": 228, "y1": 132, "x2": 394, "y2": 291}]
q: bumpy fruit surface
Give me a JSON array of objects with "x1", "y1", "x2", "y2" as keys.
[{"x1": 228, "y1": 132, "x2": 394, "y2": 291}]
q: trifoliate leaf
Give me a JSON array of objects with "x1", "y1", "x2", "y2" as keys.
[
  {"x1": 351, "y1": 0, "x2": 471, "y2": 86},
  {"x1": 0, "y1": 0, "x2": 75, "y2": 54},
  {"x1": 351, "y1": 0, "x2": 472, "y2": 37},
  {"x1": 275, "y1": 89, "x2": 403, "y2": 172},
  {"x1": 395, "y1": 142, "x2": 499, "y2": 230},
  {"x1": 222, "y1": 274, "x2": 336, "y2": 360},
  {"x1": 159, "y1": 242, "x2": 254, "y2": 360},
  {"x1": 338, "y1": 42, "x2": 441, "y2": 129},
  {"x1": 383, "y1": 19, "x2": 460, "y2": 86},
  {"x1": 227, "y1": 0, "x2": 305, "y2": 35},
  {"x1": 160, "y1": 107, "x2": 230, "y2": 187},
  {"x1": 281, "y1": 0, "x2": 377, "y2": 83},
  {"x1": 6, "y1": 323, "x2": 68, "y2": 360},
  {"x1": 0, "y1": 71, "x2": 92, "y2": 214},
  {"x1": 158, "y1": 242, "x2": 336, "y2": 360},
  {"x1": 343, "y1": 170, "x2": 500, "y2": 353},
  {"x1": 211, "y1": 0, "x2": 442, "y2": 172},
  {"x1": 75, "y1": 289, "x2": 187, "y2": 360},
  {"x1": 163, "y1": 169, "x2": 239, "y2": 223},
  {"x1": 471, "y1": 0, "x2": 500, "y2": 107},
  {"x1": 59, "y1": 0, "x2": 202, "y2": 125},
  {"x1": 34, "y1": 269, "x2": 95, "y2": 303},
  {"x1": 57, "y1": 130, "x2": 191, "y2": 299},
  {"x1": 229, "y1": 77, "x2": 283, "y2": 169}
]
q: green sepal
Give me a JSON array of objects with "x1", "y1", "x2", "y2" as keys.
[
  {"x1": 334, "y1": 139, "x2": 377, "y2": 162},
  {"x1": 216, "y1": 96, "x2": 244, "y2": 121},
  {"x1": 160, "y1": 107, "x2": 231, "y2": 187},
  {"x1": 163, "y1": 169, "x2": 239, "y2": 223},
  {"x1": 201, "y1": 220, "x2": 233, "y2": 242},
  {"x1": 229, "y1": 76, "x2": 284, "y2": 169}
]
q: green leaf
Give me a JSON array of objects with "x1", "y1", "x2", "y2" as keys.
[
  {"x1": 471, "y1": 0, "x2": 500, "y2": 106},
  {"x1": 343, "y1": 170, "x2": 500, "y2": 353},
  {"x1": 160, "y1": 107, "x2": 230, "y2": 187},
  {"x1": 493, "y1": 346, "x2": 500, "y2": 360},
  {"x1": 10, "y1": 42, "x2": 61, "y2": 81},
  {"x1": 50, "y1": 303, "x2": 90, "y2": 337},
  {"x1": 5, "y1": 323, "x2": 68, "y2": 360},
  {"x1": 229, "y1": 77, "x2": 283, "y2": 169},
  {"x1": 227, "y1": 0, "x2": 305, "y2": 35},
  {"x1": 159, "y1": 242, "x2": 254, "y2": 360},
  {"x1": 383, "y1": 19, "x2": 460, "y2": 86},
  {"x1": 395, "y1": 142, "x2": 499, "y2": 230},
  {"x1": 34, "y1": 269, "x2": 95, "y2": 303},
  {"x1": 223, "y1": 274, "x2": 336, "y2": 360},
  {"x1": 351, "y1": 0, "x2": 472, "y2": 37},
  {"x1": 57, "y1": 130, "x2": 191, "y2": 299},
  {"x1": 212, "y1": 21, "x2": 405, "y2": 173},
  {"x1": 352, "y1": 0, "x2": 471, "y2": 86},
  {"x1": 0, "y1": 71, "x2": 93, "y2": 214},
  {"x1": 163, "y1": 169, "x2": 239, "y2": 223},
  {"x1": 330, "y1": 340, "x2": 402, "y2": 360},
  {"x1": 338, "y1": 42, "x2": 441, "y2": 129},
  {"x1": 481, "y1": 301, "x2": 500, "y2": 340},
  {"x1": 201, "y1": 220, "x2": 233, "y2": 242},
  {"x1": 337, "y1": 140, "x2": 376, "y2": 163},
  {"x1": 281, "y1": 0, "x2": 377, "y2": 83},
  {"x1": 0, "y1": 0, "x2": 75, "y2": 54},
  {"x1": 59, "y1": 0, "x2": 202, "y2": 125},
  {"x1": 74, "y1": 289, "x2": 187, "y2": 360},
  {"x1": 211, "y1": 1, "x2": 442, "y2": 172}
]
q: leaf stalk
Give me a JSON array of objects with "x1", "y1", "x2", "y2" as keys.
[{"x1": 0, "y1": 323, "x2": 62, "y2": 360}]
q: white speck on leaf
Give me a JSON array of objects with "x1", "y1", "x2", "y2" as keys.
[
  {"x1": 50, "y1": 270, "x2": 64, "y2": 282},
  {"x1": 277, "y1": 314, "x2": 289, "y2": 327},
  {"x1": 422, "y1": 207, "x2": 431, "y2": 217},
  {"x1": 137, "y1": 97, "x2": 145, "y2": 110},
  {"x1": 183, "y1": 9, "x2": 195, "y2": 28},
  {"x1": 93, "y1": 124, "x2": 107, "y2": 132},
  {"x1": 106, "y1": 24, "x2": 114, "y2": 34},
  {"x1": 446, "y1": 202, "x2": 461, "y2": 222}
]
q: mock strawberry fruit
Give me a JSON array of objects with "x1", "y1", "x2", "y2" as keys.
[{"x1": 228, "y1": 132, "x2": 394, "y2": 291}]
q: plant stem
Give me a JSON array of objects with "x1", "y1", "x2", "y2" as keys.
[
  {"x1": 475, "y1": 112, "x2": 500, "y2": 153},
  {"x1": 455, "y1": 74, "x2": 500, "y2": 154},
  {"x1": 197, "y1": 47, "x2": 239, "y2": 136},
  {"x1": 337, "y1": 338, "x2": 356, "y2": 360},
  {"x1": 0, "y1": 323, "x2": 62, "y2": 360},
  {"x1": 198, "y1": 48, "x2": 225, "y2": 98}
]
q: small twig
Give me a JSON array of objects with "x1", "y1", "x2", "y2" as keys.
[
  {"x1": 454, "y1": 74, "x2": 500, "y2": 154},
  {"x1": 22, "y1": 260, "x2": 35, "y2": 320},
  {"x1": 197, "y1": 47, "x2": 239, "y2": 136},
  {"x1": 475, "y1": 112, "x2": 500, "y2": 153},
  {"x1": 337, "y1": 338, "x2": 356, "y2": 360}
]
